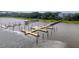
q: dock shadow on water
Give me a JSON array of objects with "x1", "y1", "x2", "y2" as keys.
[{"x1": 0, "y1": 18, "x2": 79, "y2": 48}]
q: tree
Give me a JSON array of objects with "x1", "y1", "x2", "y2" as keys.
[{"x1": 72, "y1": 13, "x2": 79, "y2": 21}]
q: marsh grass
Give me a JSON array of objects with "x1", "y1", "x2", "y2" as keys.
[
  {"x1": 16, "y1": 17, "x2": 79, "y2": 24},
  {"x1": 62, "y1": 20, "x2": 79, "y2": 24}
]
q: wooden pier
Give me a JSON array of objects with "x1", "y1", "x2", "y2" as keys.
[{"x1": 0, "y1": 21, "x2": 61, "y2": 45}]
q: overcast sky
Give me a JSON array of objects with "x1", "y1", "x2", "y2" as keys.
[{"x1": 0, "y1": 0, "x2": 79, "y2": 11}]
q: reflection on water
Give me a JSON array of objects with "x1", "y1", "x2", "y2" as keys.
[{"x1": 0, "y1": 17, "x2": 79, "y2": 48}]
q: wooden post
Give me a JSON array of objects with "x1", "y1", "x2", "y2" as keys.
[
  {"x1": 8, "y1": 22, "x2": 10, "y2": 29},
  {"x1": 5, "y1": 24, "x2": 7, "y2": 29},
  {"x1": 27, "y1": 25, "x2": 29, "y2": 30},
  {"x1": 36, "y1": 36, "x2": 39, "y2": 45},
  {"x1": 13, "y1": 26, "x2": 14, "y2": 31},
  {"x1": 51, "y1": 27, "x2": 54, "y2": 40},
  {"x1": 53, "y1": 26, "x2": 56, "y2": 40},
  {"x1": 12, "y1": 23, "x2": 15, "y2": 31},
  {"x1": 46, "y1": 30, "x2": 49, "y2": 40},
  {"x1": 19, "y1": 25, "x2": 20, "y2": 30},
  {"x1": 36, "y1": 32, "x2": 39, "y2": 45},
  {"x1": 49, "y1": 29, "x2": 52, "y2": 40},
  {"x1": 18, "y1": 23, "x2": 21, "y2": 30},
  {"x1": 42, "y1": 32, "x2": 45, "y2": 41},
  {"x1": 9, "y1": 22, "x2": 10, "y2": 26},
  {"x1": 24, "y1": 24, "x2": 26, "y2": 29},
  {"x1": 0, "y1": 24, "x2": 1, "y2": 28},
  {"x1": 20, "y1": 26, "x2": 23, "y2": 31}
]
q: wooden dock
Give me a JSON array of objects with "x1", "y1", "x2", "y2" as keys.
[
  {"x1": 0, "y1": 21, "x2": 61, "y2": 45},
  {"x1": 0, "y1": 21, "x2": 61, "y2": 37}
]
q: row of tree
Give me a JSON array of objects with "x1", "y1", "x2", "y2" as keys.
[
  {"x1": 0, "y1": 11, "x2": 79, "y2": 21},
  {"x1": 11, "y1": 12, "x2": 61, "y2": 20},
  {"x1": 62, "y1": 13, "x2": 79, "y2": 21}
]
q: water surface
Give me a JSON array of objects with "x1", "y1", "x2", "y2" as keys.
[{"x1": 0, "y1": 17, "x2": 79, "y2": 48}]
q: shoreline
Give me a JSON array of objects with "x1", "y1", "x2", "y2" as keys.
[
  {"x1": 17, "y1": 18, "x2": 79, "y2": 24},
  {"x1": 0, "y1": 17, "x2": 79, "y2": 24}
]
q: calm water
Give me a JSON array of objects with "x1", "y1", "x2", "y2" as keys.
[{"x1": 0, "y1": 17, "x2": 79, "y2": 48}]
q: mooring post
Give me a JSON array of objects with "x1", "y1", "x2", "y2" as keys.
[
  {"x1": 36, "y1": 37, "x2": 38, "y2": 45},
  {"x1": 5, "y1": 24, "x2": 7, "y2": 29},
  {"x1": 36, "y1": 32, "x2": 39, "y2": 45},
  {"x1": 24, "y1": 24, "x2": 26, "y2": 29},
  {"x1": 53, "y1": 26, "x2": 56, "y2": 32},
  {"x1": 8, "y1": 22, "x2": 11, "y2": 29},
  {"x1": 51, "y1": 27, "x2": 54, "y2": 40},
  {"x1": 20, "y1": 26, "x2": 23, "y2": 31},
  {"x1": 55, "y1": 26, "x2": 57, "y2": 32},
  {"x1": 18, "y1": 23, "x2": 21, "y2": 30},
  {"x1": 13, "y1": 26, "x2": 14, "y2": 31},
  {"x1": 9, "y1": 22, "x2": 10, "y2": 26},
  {"x1": 42, "y1": 32, "x2": 45, "y2": 42},
  {"x1": 53, "y1": 26, "x2": 56, "y2": 40},
  {"x1": 49, "y1": 29, "x2": 52, "y2": 40},
  {"x1": 0, "y1": 24, "x2": 1, "y2": 28},
  {"x1": 46, "y1": 30, "x2": 49, "y2": 40},
  {"x1": 28, "y1": 25, "x2": 30, "y2": 30},
  {"x1": 12, "y1": 23, "x2": 15, "y2": 31},
  {"x1": 19, "y1": 24, "x2": 20, "y2": 30},
  {"x1": 27, "y1": 24, "x2": 28, "y2": 30},
  {"x1": 32, "y1": 23, "x2": 34, "y2": 27}
]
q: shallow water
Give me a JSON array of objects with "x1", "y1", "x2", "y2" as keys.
[{"x1": 0, "y1": 17, "x2": 79, "y2": 48}]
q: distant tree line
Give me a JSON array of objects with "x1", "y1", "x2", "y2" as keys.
[
  {"x1": 0, "y1": 11, "x2": 79, "y2": 21},
  {"x1": 62, "y1": 13, "x2": 79, "y2": 21}
]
